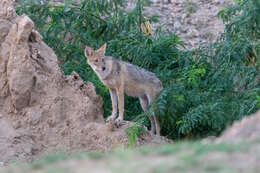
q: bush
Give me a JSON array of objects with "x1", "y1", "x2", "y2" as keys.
[{"x1": 16, "y1": 0, "x2": 260, "y2": 139}]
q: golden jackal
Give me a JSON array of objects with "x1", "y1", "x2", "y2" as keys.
[{"x1": 85, "y1": 44, "x2": 163, "y2": 135}]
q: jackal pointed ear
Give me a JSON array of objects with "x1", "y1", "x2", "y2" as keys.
[
  {"x1": 85, "y1": 46, "x2": 94, "y2": 58},
  {"x1": 97, "y1": 43, "x2": 106, "y2": 55}
]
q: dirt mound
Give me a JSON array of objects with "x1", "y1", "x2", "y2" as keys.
[
  {"x1": 218, "y1": 111, "x2": 260, "y2": 143},
  {"x1": 0, "y1": 0, "x2": 167, "y2": 164}
]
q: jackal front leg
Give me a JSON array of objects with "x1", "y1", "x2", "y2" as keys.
[
  {"x1": 106, "y1": 88, "x2": 118, "y2": 123},
  {"x1": 115, "y1": 86, "x2": 125, "y2": 126}
]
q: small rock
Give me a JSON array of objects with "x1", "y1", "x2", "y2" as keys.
[
  {"x1": 190, "y1": 29, "x2": 199, "y2": 37},
  {"x1": 12, "y1": 120, "x2": 22, "y2": 129},
  {"x1": 173, "y1": 20, "x2": 181, "y2": 29},
  {"x1": 214, "y1": 0, "x2": 222, "y2": 5},
  {"x1": 180, "y1": 27, "x2": 188, "y2": 33},
  {"x1": 181, "y1": 13, "x2": 187, "y2": 20},
  {"x1": 175, "y1": 7, "x2": 183, "y2": 12}
]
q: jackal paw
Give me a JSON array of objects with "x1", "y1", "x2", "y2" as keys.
[
  {"x1": 106, "y1": 115, "x2": 116, "y2": 123},
  {"x1": 115, "y1": 117, "x2": 126, "y2": 127}
]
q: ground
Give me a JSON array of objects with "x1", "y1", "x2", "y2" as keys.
[{"x1": 1, "y1": 140, "x2": 260, "y2": 173}]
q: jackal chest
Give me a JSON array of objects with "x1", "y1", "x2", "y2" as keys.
[{"x1": 101, "y1": 78, "x2": 119, "y2": 89}]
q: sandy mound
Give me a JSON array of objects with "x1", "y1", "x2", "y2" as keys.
[
  {"x1": 0, "y1": 0, "x2": 167, "y2": 163},
  {"x1": 218, "y1": 111, "x2": 260, "y2": 142}
]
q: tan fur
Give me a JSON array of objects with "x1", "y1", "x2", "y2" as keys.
[{"x1": 85, "y1": 44, "x2": 163, "y2": 135}]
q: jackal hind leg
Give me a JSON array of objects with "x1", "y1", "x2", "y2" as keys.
[
  {"x1": 153, "y1": 115, "x2": 160, "y2": 135},
  {"x1": 139, "y1": 95, "x2": 156, "y2": 134},
  {"x1": 147, "y1": 94, "x2": 161, "y2": 136}
]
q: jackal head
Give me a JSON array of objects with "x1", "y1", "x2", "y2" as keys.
[{"x1": 85, "y1": 43, "x2": 107, "y2": 72}]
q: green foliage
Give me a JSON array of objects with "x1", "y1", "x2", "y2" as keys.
[
  {"x1": 184, "y1": 0, "x2": 198, "y2": 14},
  {"x1": 16, "y1": 0, "x2": 260, "y2": 140},
  {"x1": 153, "y1": 0, "x2": 260, "y2": 138},
  {"x1": 125, "y1": 124, "x2": 147, "y2": 147},
  {"x1": 31, "y1": 152, "x2": 70, "y2": 168}
]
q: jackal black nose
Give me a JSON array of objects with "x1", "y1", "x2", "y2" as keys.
[{"x1": 102, "y1": 67, "x2": 106, "y2": 71}]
